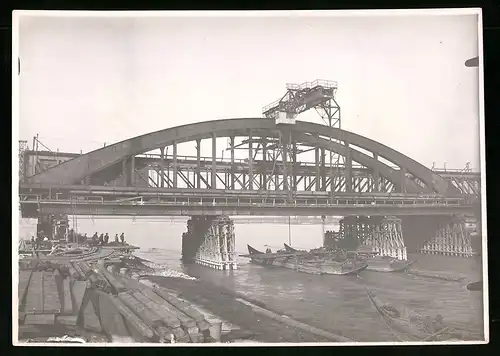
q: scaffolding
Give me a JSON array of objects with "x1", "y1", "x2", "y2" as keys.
[
  {"x1": 261, "y1": 79, "x2": 343, "y2": 196},
  {"x1": 19, "y1": 140, "x2": 28, "y2": 183}
]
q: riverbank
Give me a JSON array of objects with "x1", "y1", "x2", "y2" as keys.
[
  {"x1": 145, "y1": 275, "x2": 351, "y2": 343},
  {"x1": 17, "y1": 245, "x2": 352, "y2": 344}
]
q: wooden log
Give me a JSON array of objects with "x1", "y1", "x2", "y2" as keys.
[
  {"x1": 71, "y1": 280, "x2": 88, "y2": 314},
  {"x1": 152, "y1": 288, "x2": 198, "y2": 327},
  {"x1": 18, "y1": 270, "x2": 33, "y2": 310},
  {"x1": 56, "y1": 315, "x2": 78, "y2": 327},
  {"x1": 197, "y1": 320, "x2": 211, "y2": 331},
  {"x1": 138, "y1": 289, "x2": 181, "y2": 328},
  {"x1": 43, "y1": 271, "x2": 61, "y2": 313},
  {"x1": 109, "y1": 295, "x2": 155, "y2": 340},
  {"x1": 19, "y1": 312, "x2": 26, "y2": 324},
  {"x1": 186, "y1": 326, "x2": 200, "y2": 334},
  {"x1": 24, "y1": 271, "x2": 43, "y2": 313},
  {"x1": 18, "y1": 325, "x2": 63, "y2": 339},
  {"x1": 189, "y1": 332, "x2": 203, "y2": 343},
  {"x1": 118, "y1": 292, "x2": 163, "y2": 328},
  {"x1": 62, "y1": 278, "x2": 73, "y2": 314},
  {"x1": 81, "y1": 290, "x2": 102, "y2": 333},
  {"x1": 68, "y1": 266, "x2": 79, "y2": 279},
  {"x1": 153, "y1": 287, "x2": 205, "y2": 321},
  {"x1": 72, "y1": 262, "x2": 86, "y2": 279},
  {"x1": 97, "y1": 266, "x2": 126, "y2": 293},
  {"x1": 171, "y1": 326, "x2": 190, "y2": 343},
  {"x1": 96, "y1": 291, "x2": 130, "y2": 338},
  {"x1": 132, "y1": 291, "x2": 181, "y2": 329},
  {"x1": 25, "y1": 314, "x2": 56, "y2": 325},
  {"x1": 156, "y1": 326, "x2": 175, "y2": 343}
]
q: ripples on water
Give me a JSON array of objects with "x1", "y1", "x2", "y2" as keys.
[
  {"x1": 136, "y1": 248, "x2": 484, "y2": 342},
  {"x1": 77, "y1": 219, "x2": 485, "y2": 342}
]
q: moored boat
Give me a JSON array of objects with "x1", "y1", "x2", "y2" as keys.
[
  {"x1": 243, "y1": 245, "x2": 367, "y2": 276},
  {"x1": 365, "y1": 288, "x2": 476, "y2": 341},
  {"x1": 346, "y1": 246, "x2": 415, "y2": 273}
]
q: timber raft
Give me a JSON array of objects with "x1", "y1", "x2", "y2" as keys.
[{"x1": 17, "y1": 244, "x2": 222, "y2": 344}]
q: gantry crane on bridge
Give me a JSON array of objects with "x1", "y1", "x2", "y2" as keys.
[{"x1": 227, "y1": 79, "x2": 344, "y2": 202}]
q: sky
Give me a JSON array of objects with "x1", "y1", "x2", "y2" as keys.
[{"x1": 16, "y1": 12, "x2": 482, "y2": 171}]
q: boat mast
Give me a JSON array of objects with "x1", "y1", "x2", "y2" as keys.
[{"x1": 288, "y1": 216, "x2": 292, "y2": 245}]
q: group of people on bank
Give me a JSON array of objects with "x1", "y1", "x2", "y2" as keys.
[{"x1": 88, "y1": 232, "x2": 126, "y2": 245}]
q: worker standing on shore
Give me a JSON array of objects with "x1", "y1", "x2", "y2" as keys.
[
  {"x1": 98, "y1": 233, "x2": 104, "y2": 245},
  {"x1": 92, "y1": 232, "x2": 98, "y2": 244},
  {"x1": 115, "y1": 234, "x2": 119, "y2": 243},
  {"x1": 104, "y1": 233, "x2": 109, "y2": 245},
  {"x1": 120, "y1": 233, "x2": 125, "y2": 244}
]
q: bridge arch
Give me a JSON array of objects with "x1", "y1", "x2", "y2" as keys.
[{"x1": 27, "y1": 118, "x2": 457, "y2": 195}]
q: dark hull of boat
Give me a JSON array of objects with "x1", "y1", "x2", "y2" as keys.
[
  {"x1": 466, "y1": 281, "x2": 482, "y2": 291},
  {"x1": 365, "y1": 259, "x2": 415, "y2": 273},
  {"x1": 249, "y1": 257, "x2": 367, "y2": 276}
]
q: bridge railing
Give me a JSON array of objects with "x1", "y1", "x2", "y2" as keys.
[{"x1": 21, "y1": 194, "x2": 466, "y2": 208}]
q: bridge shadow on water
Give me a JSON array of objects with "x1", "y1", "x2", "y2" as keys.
[{"x1": 138, "y1": 249, "x2": 484, "y2": 342}]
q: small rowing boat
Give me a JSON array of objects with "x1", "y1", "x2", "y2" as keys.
[{"x1": 365, "y1": 288, "x2": 477, "y2": 341}]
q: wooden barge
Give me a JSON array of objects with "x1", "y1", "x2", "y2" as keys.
[
  {"x1": 17, "y1": 245, "x2": 220, "y2": 344},
  {"x1": 284, "y1": 243, "x2": 415, "y2": 273},
  {"x1": 242, "y1": 244, "x2": 367, "y2": 276}
]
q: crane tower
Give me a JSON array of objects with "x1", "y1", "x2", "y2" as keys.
[{"x1": 261, "y1": 79, "x2": 343, "y2": 196}]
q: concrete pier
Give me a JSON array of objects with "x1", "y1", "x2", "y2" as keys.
[{"x1": 182, "y1": 216, "x2": 238, "y2": 270}]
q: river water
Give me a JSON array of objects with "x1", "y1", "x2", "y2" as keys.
[{"x1": 73, "y1": 217, "x2": 485, "y2": 342}]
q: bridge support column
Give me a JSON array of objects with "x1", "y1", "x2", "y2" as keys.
[
  {"x1": 368, "y1": 216, "x2": 407, "y2": 260},
  {"x1": 419, "y1": 216, "x2": 474, "y2": 257},
  {"x1": 181, "y1": 215, "x2": 237, "y2": 270},
  {"x1": 248, "y1": 130, "x2": 254, "y2": 190}
]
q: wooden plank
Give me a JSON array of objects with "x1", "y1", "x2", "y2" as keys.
[
  {"x1": 25, "y1": 314, "x2": 56, "y2": 325},
  {"x1": 43, "y1": 271, "x2": 61, "y2": 314},
  {"x1": 153, "y1": 287, "x2": 205, "y2": 321},
  {"x1": 152, "y1": 288, "x2": 198, "y2": 327},
  {"x1": 71, "y1": 280, "x2": 88, "y2": 314},
  {"x1": 171, "y1": 326, "x2": 190, "y2": 343},
  {"x1": 62, "y1": 278, "x2": 73, "y2": 314},
  {"x1": 110, "y1": 295, "x2": 155, "y2": 340},
  {"x1": 24, "y1": 272, "x2": 43, "y2": 313},
  {"x1": 96, "y1": 291, "x2": 130, "y2": 338},
  {"x1": 189, "y1": 332, "x2": 203, "y2": 343},
  {"x1": 18, "y1": 312, "x2": 26, "y2": 325},
  {"x1": 156, "y1": 326, "x2": 174, "y2": 343},
  {"x1": 97, "y1": 266, "x2": 126, "y2": 293},
  {"x1": 81, "y1": 290, "x2": 102, "y2": 333},
  {"x1": 197, "y1": 320, "x2": 211, "y2": 331},
  {"x1": 18, "y1": 270, "x2": 33, "y2": 310},
  {"x1": 118, "y1": 292, "x2": 162, "y2": 329},
  {"x1": 56, "y1": 315, "x2": 78, "y2": 327},
  {"x1": 132, "y1": 291, "x2": 181, "y2": 329}
]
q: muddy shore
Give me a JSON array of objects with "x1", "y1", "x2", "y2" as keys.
[{"x1": 146, "y1": 275, "x2": 338, "y2": 343}]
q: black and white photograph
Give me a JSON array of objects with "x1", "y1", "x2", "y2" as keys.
[{"x1": 13, "y1": 9, "x2": 487, "y2": 346}]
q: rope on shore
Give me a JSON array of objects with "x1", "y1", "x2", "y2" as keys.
[{"x1": 234, "y1": 298, "x2": 353, "y2": 342}]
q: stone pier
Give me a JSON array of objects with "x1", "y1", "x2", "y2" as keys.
[
  {"x1": 419, "y1": 216, "x2": 474, "y2": 257},
  {"x1": 181, "y1": 215, "x2": 238, "y2": 270}
]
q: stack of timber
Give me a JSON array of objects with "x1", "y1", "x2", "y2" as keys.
[{"x1": 18, "y1": 246, "x2": 220, "y2": 344}]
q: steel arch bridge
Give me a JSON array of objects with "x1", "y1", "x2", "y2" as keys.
[{"x1": 23, "y1": 118, "x2": 476, "y2": 198}]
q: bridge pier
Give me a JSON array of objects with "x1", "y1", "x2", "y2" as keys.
[
  {"x1": 418, "y1": 216, "x2": 474, "y2": 257},
  {"x1": 181, "y1": 215, "x2": 237, "y2": 270},
  {"x1": 366, "y1": 216, "x2": 407, "y2": 260},
  {"x1": 338, "y1": 216, "x2": 408, "y2": 260}
]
